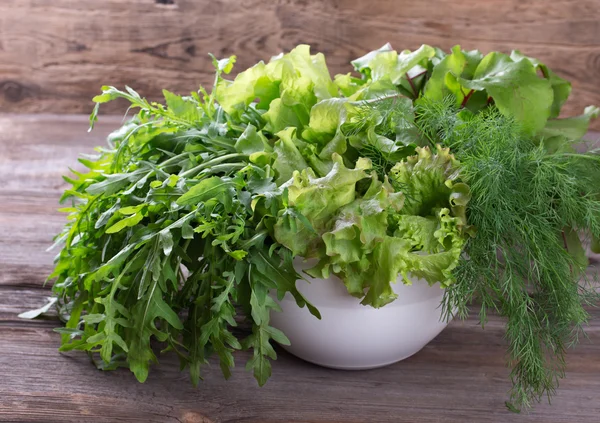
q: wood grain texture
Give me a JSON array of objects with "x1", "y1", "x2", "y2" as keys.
[
  {"x1": 0, "y1": 0, "x2": 599, "y2": 129},
  {"x1": 1, "y1": 114, "x2": 600, "y2": 422}
]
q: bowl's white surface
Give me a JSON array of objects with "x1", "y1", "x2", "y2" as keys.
[{"x1": 269, "y1": 259, "x2": 451, "y2": 370}]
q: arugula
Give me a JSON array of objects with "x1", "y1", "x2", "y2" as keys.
[{"x1": 47, "y1": 56, "x2": 323, "y2": 387}]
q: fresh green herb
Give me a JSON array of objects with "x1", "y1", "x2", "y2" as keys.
[{"x1": 417, "y1": 102, "x2": 600, "y2": 409}]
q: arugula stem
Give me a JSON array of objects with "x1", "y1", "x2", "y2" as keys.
[
  {"x1": 180, "y1": 153, "x2": 248, "y2": 178},
  {"x1": 111, "y1": 121, "x2": 155, "y2": 172}
]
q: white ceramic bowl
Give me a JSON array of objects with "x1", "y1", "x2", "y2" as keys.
[{"x1": 269, "y1": 259, "x2": 451, "y2": 370}]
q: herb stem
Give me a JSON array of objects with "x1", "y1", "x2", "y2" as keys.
[
  {"x1": 460, "y1": 89, "x2": 474, "y2": 108},
  {"x1": 405, "y1": 73, "x2": 418, "y2": 99},
  {"x1": 180, "y1": 153, "x2": 248, "y2": 178}
]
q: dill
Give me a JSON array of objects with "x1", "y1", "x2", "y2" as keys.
[{"x1": 414, "y1": 99, "x2": 600, "y2": 409}]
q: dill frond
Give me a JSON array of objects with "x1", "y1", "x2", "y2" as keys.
[{"x1": 416, "y1": 99, "x2": 600, "y2": 409}]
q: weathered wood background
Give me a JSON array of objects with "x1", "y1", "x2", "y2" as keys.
[{"x1": 1, "y1": 0, "x2": 600, "y2": 129}]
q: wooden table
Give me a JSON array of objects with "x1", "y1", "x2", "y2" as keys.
[{"x1": 1, "y1": 114, "x2": 599, "y2": 423}]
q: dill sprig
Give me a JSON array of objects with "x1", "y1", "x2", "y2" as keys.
[{"x1": 414, "y1": 99, "x2": 600, "y2": 409}]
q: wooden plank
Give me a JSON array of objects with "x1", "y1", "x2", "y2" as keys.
[
  {"x1": 1, "y1": 0, "x2": 599, "y2": 129},
  {"x1": 0, "y1": 114, "x2": 119, "y2": 191},
  {"x1": 0, "y1": 115, "x2": 119, "y2": 287},
  {"x1": 1, "y1": 310, "x2": 599, "y2": 423},
  {"x1": 0, "y1": 286, "x2": 57, "y2": 322}
]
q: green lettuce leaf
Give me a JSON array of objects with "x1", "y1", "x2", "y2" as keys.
[
  {"x1": 273, "y1": 154, "x2": 371, "y2": 257},
  {"x1": 392, "y1": 209, "x2": 465, "y2": 287},
  {"x1": 302, "y1": 98, "x2": 348, "y2": 144},
  {"x1": 272, "y1": 127, "x2": 309, "y2": 185},
  {"x1": 458, "y1": 52, "x2": 554, "y2": 134},
  {"x1": 509, "y1": 50, "x2": 571, "y2": 119},
  {"x1": 334, "y1": 73, "x2": 365, "y2": 97},
  {"x1": 389, "y1": 145, "x2": 471, "y2": 228},
  {"x1": 216, "y1": 44, "x2": 337, "y2": 122},
  {"x1": 322, "y1": 176, "x2": 403, "y2": 265},
  {"x1": 284, "y1": 45, "x2": 338, "y2": 101},
  {"x1": 352, "y1": 43, "x2": 394, "y2": 73},
  {"x1": 304, "y1": 147, "x2": 469, "y2": 308},
  {"x1": 313, "y1": 206, "x2": 466, "y2": 308},
  {"x1": 424, "y1": 45, "x2": 483, "y2": 104},
  {"x1": 539, "y1": 105, "x2": 600, "y2": 141},
  {"x1": 216, "y1": 62, "x2": 278, "y2": 115},
  {"x1": 352, "y1": 44, "x2": 436, "y2": 85}
]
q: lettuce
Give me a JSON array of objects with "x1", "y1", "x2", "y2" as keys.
[
  {"x1": 273, "y1": 146, "x2": 470, "y2": 308},
  {"x1": 389, "y1": 145, "x2": 472, "y2": 230},
  {"x1": 273, "y1": 154, "x2": 371, "y2": 257},
  {"x1": 216, "y1": 44, "x2": 337, "y2": 125}
]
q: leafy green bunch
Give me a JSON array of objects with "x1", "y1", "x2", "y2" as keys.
[
  {"x1": 44, "y1": 42, "x2": 600, "y2": 411},
  {"x1": 212, "y1": 45, "x2": 470, "y2": 307},
  {"x1": 48, "y1": 45, "x2": 469, "y2": 388},
  {"x1": 411, "y1": 99, "x2": 600, "y2": 409},
  {"x1": 50, "y1": 55, "x2": 324, "y2": 386},
  {"x1": 347, "y1": 44, "x2": 600, "y2": 409}
]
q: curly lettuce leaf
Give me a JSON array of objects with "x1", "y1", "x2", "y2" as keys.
[
  {"x1": 334, "y1": 73, "x2": 365, "y2": 97},
  {"x1": 273, "y1": 154, "x2": 371, "y2": 257},
  {"x1": 304, "y1": 147, "x2": 470, "y2": 308},
  {"x1": 312, "y1": 207, "x2": 466, "y2": 308},
  {"x1": 302, "y1": 98, "x2": 348, "y2": 144},
  {"x1": 315, "y1": 177, "x2": 406, "y2": 305},
  {"x1": 216, "y1": 44, "x2": 336, "y2": 121},
  {"x1": 389, "y1": 145, "x2": 471, "y2": 228},
  {"x1": 322, "y1": 176, "x2": 403, "y2": 267},
  {"x1": 272, "y1": 127, "x2": 309, "y2": 185},
  {"x1": 352, "y1": 44, "x2": 436, "y2": 85},
  {"x1": 216, "y1": 61, "x2": 278, "y2": 116},
  {"x1": 392, "y1": 209, "x2": 465, "y2": 287}
]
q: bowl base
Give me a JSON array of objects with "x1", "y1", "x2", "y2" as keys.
[{"x1": 280, "y1": 345, "x2": 424, "y2": 370}]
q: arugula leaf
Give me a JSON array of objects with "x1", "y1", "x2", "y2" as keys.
[
  {"x1": 128, "y1": 282, "x2": 183, "y2": 382},
  {"x1": 176, "y1": 177, "x2": 232, "y2": 206},
  {"x1": 105, "y1": 212, "x2": 144, "y2": 234},
  {"x1": 18, "y1": 297, "x2": 57, "y2": 319}
]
